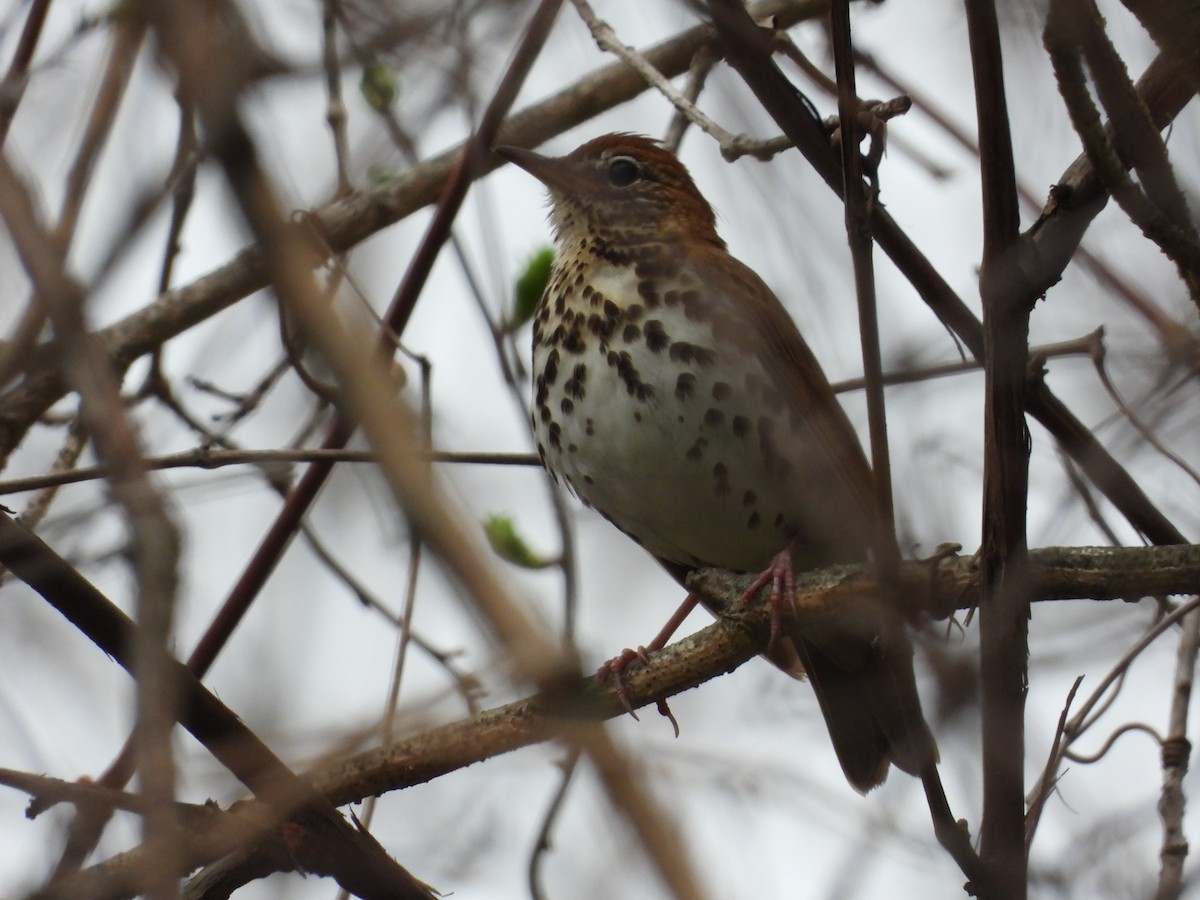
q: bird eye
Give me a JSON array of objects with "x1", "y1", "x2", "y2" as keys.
[{"x1": 606, "y1": 156, "x2": 642, "y2": 187}]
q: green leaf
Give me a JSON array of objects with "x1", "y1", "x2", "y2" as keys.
[
  {"x1": 360, "y1": 62, "x2": 399, "y2": 113},
  {"x1": 484, "y1": 514, "x2": 554, "y2": 569},
  {"x1": 508, "y1": 247, "x2": 554, "y2": 332}
]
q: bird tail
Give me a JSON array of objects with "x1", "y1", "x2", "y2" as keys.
[{"x1": 769, "y1": 616, "x2": 938, "y2": 793}]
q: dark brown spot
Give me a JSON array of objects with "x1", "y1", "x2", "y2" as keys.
[
  {"x1": 758, "y1": 417, "x2": 779, "y2": 468},
  {"x1": 635, "y1": 259, "x2": 669, "y2": 279},
  {"x1": 712, "y1": 381, "x2": 732, "y2": 401},
  {"x1": 743, "y1": 490, "x2": 757, "y2": 507},
  {"x1": 704, "y1": 408, "x2": 725, "y2": 428},
  {"x1": 583, "y1": 474, "x2": 595, "y2": 485},
  {"x1": 635, "y1": 383, "x2": 655, "y2": 401},
  {"x1": 747, "y1": 511, "x2": 761, "y2": 529},
  {"x1": 543, "y1": 349, "x2": 560, "y2": 385},
  {"x1": 638, "y1": 280, "x2": 660, "y2": 307},
  {"x1": 713, "y1": 462, "x2": 730, "y2": 496},
  {"x1": 562, "y1": 330, "x2": 585, "y2": 354},
  {"x1": 548, "y1": 422, "x2": 562, "y2": 450},
  {"x1": 681, "y1": 291, "x2": 705, "y2": 320},
  {"x1": 539, "y1": 405, "x2": 551, "y2": 423},
  {"x1": 669, "y1": 342, "x2": 716, "y2": 366},
  {"x1": 622, "y1": 323, "x2": 640, "y2": 343},
  {"x1": 587, "y1": 313, "x2": 615, "y2": 339},
  {"x1": 643, "y1": 320, "x2": 670, "y2": 352},
  {"x1": 675, "y1": 372, "x2": 697, "y2": 400},
  {"x1": 634, "y1": 410, "x2": 642, "y2": 422},
  {"x1": 564, "y1": 364, "x2": 587, "y2": 400},
  {"x1": 686, "y1": 437, "x2": 708, "y2": 461},
  {"x1": 585, "y1": 418, "x2": 595, "y2": 436},
  {"x1": 614, "y1": 351, "x2": 639, "y2": 393},
  {"x1": 568, "y1": 443, "x2": 577, "y2": 453},
  {"x1": 596, "y1": 244, "x2": 634, "y2": 266},
  {"x1": 625, "y1": 304, "x2": 645, "y2": 323},
  {"x1": 560, "y1": 398, "x2": 574, "y2": 414},
  {"x1": 732, "y1": 415, "x2": 751, "y2": 437},
  {"x1": 603, "y1": 298, "x2": 621, "y2": 321}
]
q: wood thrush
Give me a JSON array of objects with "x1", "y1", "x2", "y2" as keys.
[{"x1": 496, "y1": 133, "x2": 937, "y2": 791}]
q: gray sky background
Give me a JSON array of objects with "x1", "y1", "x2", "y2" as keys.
[{"x1": 1, "y1": 1, "x2": 1198, "y2": 897}]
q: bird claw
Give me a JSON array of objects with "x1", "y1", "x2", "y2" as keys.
[
  {"x1": 597, "y1": 647, "x2": 649, "y2": 719},
  {"x1": 735, "y1": 547, "x2": 796, "y2": 655},
  {"x1": 656, "y1": 699, "x2": 681, "y2": 738},
  {"x1": 597, "y1": 648, "x2": 681, "y2": 736}
]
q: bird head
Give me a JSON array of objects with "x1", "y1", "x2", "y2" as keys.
[{"x1": 495, "y1": 133, "x2": 723, "y2": 248}]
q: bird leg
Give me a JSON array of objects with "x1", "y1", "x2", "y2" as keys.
[
  {"x1": 735, "y1": 544, "x2": 797, "y2": 655},
  {"x1": 597, "y1": 591, "x2": 701, "y2": 735}
]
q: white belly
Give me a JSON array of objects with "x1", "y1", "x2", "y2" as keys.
[{"x1": 532, "y1": 266, "x2": 805, "y2": 572}]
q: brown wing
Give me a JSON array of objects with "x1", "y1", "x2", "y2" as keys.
[
  {"x1": 703, "y1": 248, "x2": 882, "y2": 561},
  {"x1": 679, "y1": 244, "x2": 938, "y2": 791}
]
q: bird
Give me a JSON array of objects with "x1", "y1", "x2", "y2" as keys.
[{"x1": 495, "y1": 133, "x2": 936, "y2": 792}]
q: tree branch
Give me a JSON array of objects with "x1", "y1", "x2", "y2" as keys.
[{"x1": 34, "y1": 544, "x2": 1200, "y2": 900}]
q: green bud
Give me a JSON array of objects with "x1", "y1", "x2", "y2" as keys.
[
  {"x1": 484, "y1": 513, "x2": 554, "y2": 569},
  {"x1": 509, "y1": 247, "x2": 554, "y2": 332},
  {"x1": 360, "y1": 62, "x2": 399, "y2": 112}
]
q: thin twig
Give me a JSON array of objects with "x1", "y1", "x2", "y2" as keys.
[
  {"x1": 1155, "y1": 604, "x2": 1200, "y2": 900},
  {"x1": 662, "y1": 45, "x2": 719, "y2": 152},
  {"x1": 528, "y1": 749, "x2": 582, "y2": 900},
  {"x1": 1091, "y1": 349, "x2": 1200, "y2": 491},
  {"x1": 829, "y1": 1, "x2": 897, "y2": 557},
  {"x1": 322, "y1": 0, "x2": 353, "y2": 197},
  {"x1": 1065, "y1": 597, "x2": 1200, "y2": 739},
  {"x1": 0, "y1": 447, "x2": 540, "y2": 495},
  {"x1": 0, "y1": 148, "x2": 184, "y2": 900},
  {"x1": 53, "y1": 18, "x2": 147, "y2": 247},
  {"x1": 570, "y1": 0, "x2": 788, "y2": 161},
  {"x1": 1025, "y1": 676, "x2": 1083, "y2": 850},
  {"x1": 0, "y1": 0, "x2": 53, "y2": 147},
  {"x1": 1063, "y1": 720, "x2": 1162, "y2": 765}
]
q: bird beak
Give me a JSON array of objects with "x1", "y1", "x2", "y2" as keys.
[{"x1": 494, "y1": 145, "x2": 582, "y2": 194}]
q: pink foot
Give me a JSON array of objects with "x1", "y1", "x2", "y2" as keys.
[
  {"x1": 736, "y1": 546, "x2": 796, "y2": 654},
  {"x1": 597, "y1": 646, "x2": 650, "y2": 718},
  {"x1": 596, "y1": 647, "x2": 681, "y2": 736},
  {"x1": 595, "y1": 591, "x2": 703, "y2": 736}
]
